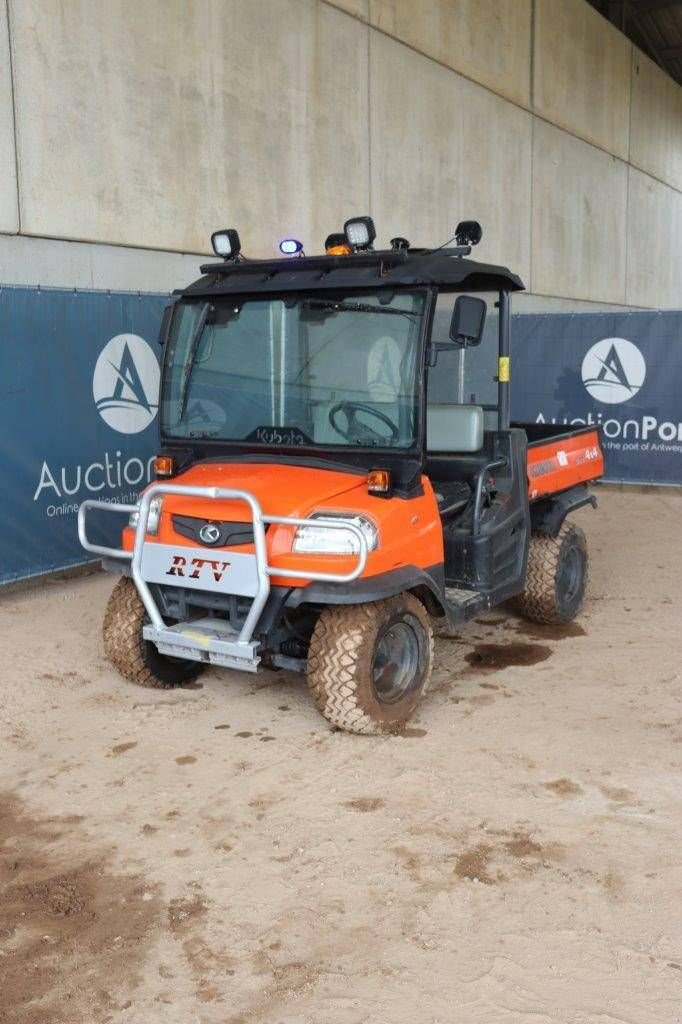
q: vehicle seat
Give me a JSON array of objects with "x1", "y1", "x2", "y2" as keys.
[
  {"x1": 426, "y1": 404, "x2": 484, "y2": 454},
  {"x1": 426, "y1": 405, "x2": 484, "y2": 520}
]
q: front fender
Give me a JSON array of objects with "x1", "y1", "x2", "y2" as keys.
[{"x1": 284, "y1": 563, "x2": 447, "y2": 617}]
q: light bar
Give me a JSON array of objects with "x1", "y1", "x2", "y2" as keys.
[
  {"x1": 211, "y1": 228, "x2": 241, "y2": 259},
  {"x1": 344, "y1": 216, "x2": 376, "y2": 251}
]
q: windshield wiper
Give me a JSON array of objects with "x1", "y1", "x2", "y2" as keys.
[
  {"x1": 178, "y1": 302, "x2": 210, "y2": 421},
  {"x1": 301, "y1": 299, "x2": 418, "y2": 318}
]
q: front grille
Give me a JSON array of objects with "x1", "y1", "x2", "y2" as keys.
[{"x1": 171, "y1": 514, "x2": 269, "y2": 548}]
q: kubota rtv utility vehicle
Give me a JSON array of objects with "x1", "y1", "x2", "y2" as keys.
[{"x1": 80, "y1": 217, "x2": 604, "y2": 734}]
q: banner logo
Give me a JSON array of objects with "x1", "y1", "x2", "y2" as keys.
[
  {"x1": 581, "y1": 337, "x2": 646, "y2": 405},
  {"x1": 93, "y1": 334, "x2": 160, "y2": 434}
]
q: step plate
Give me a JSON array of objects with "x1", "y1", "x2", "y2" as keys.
[
  {"x1": 143, "y1": 616, "x2": 260, "y2": 673},
  {"x1": 443, "y1": 586, "x2": 489, "y2": 624}
]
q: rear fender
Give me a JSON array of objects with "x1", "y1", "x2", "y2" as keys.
[{"x1": 530, "y1": 484, "x2": 597, "y2": 537}]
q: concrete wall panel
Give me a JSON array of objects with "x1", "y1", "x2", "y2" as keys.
[
  {"x1": 626, "y1": 169, "x2": 682, "y2": 309},
  {"x1": 10, "y1": 0, "x2": 369, "y2": 256},
  {"x1": 369, "y1": 0, "x2": 531, "y2": 107},
  {"x1": 326, "y1": 0, "x2": 369, "y2": 19},
  {"x1": 0, "y1": 1, "x2": 18, "y2": 232},
  {"x1": 0, "y1": 234, "x2": 204, "y2": 291},
  {"x1": 370, "y1": 32, "x2": 532, "y2": 284},
  {"x1": 630, "y1": 49, "x2": 682, "y2": 194},
  {"x1": 532, "y1": 120, "x2": 628, "y2": 304},
  {"x1": 533, "y1": 0, "x2": 631, "y2": 160}
]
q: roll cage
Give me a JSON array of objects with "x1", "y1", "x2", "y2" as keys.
[{"x1": 158, "y1": 248, "x2": 524, "y2": 491}]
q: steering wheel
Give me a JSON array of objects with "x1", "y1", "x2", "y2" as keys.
[{"x1": 329, "y1": 401, "x2": 400, "y2": 444}]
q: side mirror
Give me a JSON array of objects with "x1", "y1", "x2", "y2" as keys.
[{"x1": 450, "y1": 295, "x2": 486, "y2": 347}]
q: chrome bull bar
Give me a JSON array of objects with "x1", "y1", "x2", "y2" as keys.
[{"x1": 78, "y1": 483, "x2": 368, "y2": 670}]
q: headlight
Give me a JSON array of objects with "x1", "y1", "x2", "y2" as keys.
[
  {"x1": 293, "y1": 513, "x2": 378, "y2": 555},
  {"x1": 128, "y1": 496, "x2": 163, "y2": 536}
]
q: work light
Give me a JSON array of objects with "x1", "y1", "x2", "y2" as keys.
[
  {"x1": 279, "y1": 238, "x2": 304, "y2": 256},
  {"x1": 344, "y1": 216, "x2": 376, "y2": 251},
  {"x1": 454, "y1": 220, "x2": 482, "y2": 247},
  {"x1": 211, "y1": 228, "x2": 241, "y2": 259}
]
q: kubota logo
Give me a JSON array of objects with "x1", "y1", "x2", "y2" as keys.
[
  {"x1": 199, "y1": 523, "x2": 222, "y2": 545},
  {"x1": 93, "y1": 334, "x2": 160, "y2": 434},
  {"x1": 581, "y1": 338, "x2": 646, "y2": 405}
]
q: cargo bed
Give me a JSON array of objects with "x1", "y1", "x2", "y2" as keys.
[{"x1": 513, "y1": 423, "x2": 604, "y2": 501}]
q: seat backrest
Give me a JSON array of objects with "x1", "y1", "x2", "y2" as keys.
[{"x1": 426, "y1": 404, "x2": 484, "y2": 453}]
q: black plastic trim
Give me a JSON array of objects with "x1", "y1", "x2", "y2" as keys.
[
  {"x1": 190, "y1": 249, "x2": 524, "y2": 294},
  {"x1": 285, "y1": 563, "x2": 446, "y2": 612},
  {"x1": 530, "y1": 484, "x2": 597, "y2": 537},
  {"x1": 171, "y1": 514, "x2": 268, "y2": 548}
]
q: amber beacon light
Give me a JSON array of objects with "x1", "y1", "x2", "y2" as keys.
[
  {"x1": 153, "y1": 455, "x2": 176, "y2": 478},
  {"x1": 367, "y1": 469, "x2": 391, "y2": 495}
]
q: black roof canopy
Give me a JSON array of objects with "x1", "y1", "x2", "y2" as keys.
[{"x1": 182, "y1": 248, "x2": 525, "y2": 299}]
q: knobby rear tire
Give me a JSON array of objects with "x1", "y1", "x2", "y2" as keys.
[
  {"x1": 102, "y1": 576, "x2": 203, "y2": 688},
  {"x1": 306, "y1": 594, "x2": 433, "y2": 735},
  {"x1": 514, "y1": 521, "x2": 588, "y2": 624}
]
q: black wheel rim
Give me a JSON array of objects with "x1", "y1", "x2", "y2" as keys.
[
  {"x1": 371, "y1": 615, "x2": 423, "y2": 705},
  {"x1": 558, "y1": 545, "x2": 582, "y2": 605}
]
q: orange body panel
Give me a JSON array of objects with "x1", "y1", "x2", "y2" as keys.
[
  {"x1": 122, "y1": 462, "x2": 444, "y2": 588},
  {"x1": 526, "y1": 429, "x2": 604, "y2": 500}
]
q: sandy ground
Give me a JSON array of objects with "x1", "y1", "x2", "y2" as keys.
[{"x1": 1, "y1": 487, "x2": 681, "y2": 1024}]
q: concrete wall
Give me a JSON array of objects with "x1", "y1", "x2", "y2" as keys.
[
  {"x1": 369, "y1": 0, "x2": 532, "y2": 107},
  {"x1": 0, "y1": 234, "x2": 205, "y2": 292},
  {"x1": 369, "y1": 31, "x2": 532, "y2": 282},
  {"x1": 0, "y1": 2, "x2": 17, "y2": 233},
  {"x1": 630, "y1": 50, "x2": 682, "y2": 194},
  {"x1": 627, "y1": 169, "x2": 682, "y2": 310},
  {"x1": 533, "y1": 0, "x2": 631, "y2": 160},
  {"x1": 532, "y1": 122, "x2": 628, "y2": 305},
  {"x1": 0, "y1": 0, "x2": 680, "y2": 305},
  {"x1": 8, "y1": 0, "x2": 368, "y2": 259}
]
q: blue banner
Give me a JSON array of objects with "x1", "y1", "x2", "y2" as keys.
[
  {"x1": 0, "y1": 287, "x2": 167, "y2": 583},
  {"x1": 1, "y1": 295, "x2": 679, "y2": 584},
  {"x1": 511, "y1": 311, "x2": 682, "y2": 486}
]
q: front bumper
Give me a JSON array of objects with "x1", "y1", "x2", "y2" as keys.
[{"x1": 78, "y1": 483, "x2": 367, "y2": 673}]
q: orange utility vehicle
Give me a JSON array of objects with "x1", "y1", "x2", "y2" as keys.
[{"x1": 79, "y1": 218, "x2": 604, "y2": 734}]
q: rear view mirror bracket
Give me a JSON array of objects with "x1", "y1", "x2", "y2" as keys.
[{"x1": 427, "y1": 342, "x2": 458, "y2": 367}]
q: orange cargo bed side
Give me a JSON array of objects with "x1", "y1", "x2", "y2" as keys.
[{"x1": 526, "y1": 426, "x2": 604, "y2": 500}]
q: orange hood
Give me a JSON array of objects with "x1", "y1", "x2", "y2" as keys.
[{"x1": 156, "y1": 461, "x2": 368, "y2": 520}]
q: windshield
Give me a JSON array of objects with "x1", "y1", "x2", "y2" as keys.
[{"x1": 161, "y1": 291, "x2": 427, "y2": 449}]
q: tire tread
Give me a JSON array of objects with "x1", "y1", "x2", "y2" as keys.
[
  {"x1": 514, "y1": 522, "x2": 588, "y2": 624},
  {"x1": 306, "y1": 595, "x2": 433, "y2": 735},
  {"x1": 103, "y1": 577, "x2": 189, "y2": 688}
]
